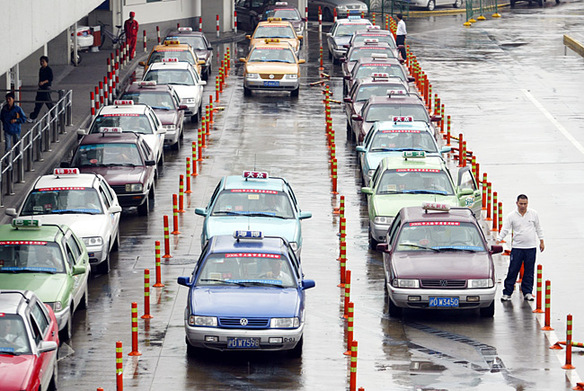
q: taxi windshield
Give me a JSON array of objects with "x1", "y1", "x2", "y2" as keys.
[
  {"x1": 354, "y1": 65, "x2": 406, "y2": 81},
  {"x1": 249, "y1": 48, "x2": 296, "y2": 63},
  {"x1": 348, "y1": 47, "x2": 395, "y2": 62},
  {"x1": 144, "y1": 69, "x2": 195, "y2": 86},
  {"x1": 122, "y1": 91, "x2": 176, "y2": 110},
  {"x1": 73, "y1": 143, "x2": 143, "y2": 167},
  {"x1": 22, "y1": 188, "x2": 103, "y2": 215},
  {"x1": 396, "y1": 222, "x2": 486, "y2": 252},
  {"x1": 90, "y1": 114, "x2": 154, "y2": 134},
  {"x1": 354, "y1": 84, "x2": 407, "y2": 102},
  {"x1": 211, "y1": 190, "x2": 294, "y2": 218},
  {"x1": 335, "y1": 23, "x2": 371, "y2": 37},
  {"x1": 198, "y1": 253, "x2": 296, "y2": 287},
  {"x1": 253, "y1": 25, "x2": 296, "y2": 39},
  {"x1": 377, "y1": 169, "x2": 454, "y2": 195},
  {"x1": 264, "y1": 9, "x2": 301, "y2": 21},
  {"x1": 147, "y1": 50, "x2": 196, "y2": 65},
  {"x1": 353, "y1": 35, "x2": 396, "y2": 48},
  {"x1": 0, "y1": 241, "x2": 65, "y2": 273},
  {"x1": 364, "y1": 104, "x2": 430, "y2": 123},
  {"x1": 369, "y1": 131, "x2": 438, "y2": 153},
  {"x1": 0, "y1": 315, "x2": 31, "y2": 355},
  {"x1": 165, "y1": 36, "x2": 207, "y2": 50}
]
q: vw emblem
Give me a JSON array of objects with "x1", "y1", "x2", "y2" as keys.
[
  {"x1": 240, "y1": 318, "x2": 248, "y2": 326},
  {"x1": 440, "y1": 280, "x2": 448, "y2": 287},
  {"x1": 269, "y1": 74, "x2": 274, "y2": 79}
]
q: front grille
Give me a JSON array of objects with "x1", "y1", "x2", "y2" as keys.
[
  {"x1": 260, "y1": 74, "x2": 284, "y2": 80},
  {"x1": 111, "y1": 185, "x2": 126, "y2": 194},
  {"x1": 420, "y1": 279, "x2": 466, "y2": 289},
  {"x1": 219, "y1": 317, "x2": 270, "y2": 328}
]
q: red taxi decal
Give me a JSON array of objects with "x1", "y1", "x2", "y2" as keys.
[
  {"x1": 381, "y1": 130, "x2": 421, "y2": 133},
  {"x1": 38, "y1": 187, "x2": 85, "y2": 191},
  {"x1": 225, "y1": 253, "x2": 281, "y2": 258},
  {"x1": 0, "y1": 241, "x2": 48, "y2": 245},
  {"x1": 156, "y1": 48, "x2": 186, "y2": 52},
  {"x1": 255, "y1": 47, "x2": 286, "y2": 50},
  {"x1": 395, "y1": 169, "x2": 440, "y2": 173},
  {"x1": 102, "y1": 114, "x2": 140, "y2": 117},
  {"x1": 363, "y1": 64, "x2": 393, "y2": 67},
  {"x1": 230, "y1": 189, "x2": 278, "y2": 194},
  {"x1": 409, "y1": 222, "x2": 460, "y2": 226}
]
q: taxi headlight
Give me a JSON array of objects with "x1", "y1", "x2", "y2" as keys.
[
  {"x1": 284, "y1": 74, "x2": 298, "y2": 80},
  {"x1": 289, "y1": 242, "x2": 299, "y2": 251},
  {"x1": 270, "y1": 317, "x2": 300, "y2": 328},
  {"x1": 392, "y1": 279, "x2": 419, "y2": 288},
  {"x1": 468, "y1": 279, "x2": 494, "y2": 288},
  {"x1": 126, "y1": 183, "x2": 143, "y2": 192},
  {"x1": 185, "y1": 98, "x2": 196, "y2": 104},
  {"x1": 246, "y1": 73, "x2": 260, "y2": 80},
  {"x1": 337, "y1": 5, "x2": 348, "y2": 10},
  {"x1": 163, "y1": 124, "x2": 176, "y2": 131},
  {"x1": 373, "y1": 216, "x2": 393, "y2": 225},
  {"x1": 83, "y1": 236, "x2": 104, "y2": 247},
  {"x1": 189, "y1": 315, "x2": 217, "y2": 327}
]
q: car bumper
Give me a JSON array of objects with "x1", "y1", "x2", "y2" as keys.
[
  {"x1": 331, "y1": 47, "x2": 347, "y2": 59},
  {"x1": 164, "y1": 128, "x2": 180, "y2": 145},
  {"x1": 388, "y1": 285, "x2": 497, "y2": 309},
  {"x1": 116, "y1": 192, "x2": 148, "y2": 207},
  {"x1": 370, "y1": 221, "x2": 391, "y2": 242},
  {"x1": 182, "y1": 102, "x2": 198, "y2": 117},
  {"x1": 185, "y1": 324, "x2": 304, "y2": 351},
  {"x1": 245, "y1": 79, "x2": 299, "y2": 91},
  {"x1": 86, "y1": 244, "x2": 106, "y2": 265},
  {"x1": 54, "y1": 305, "x2": 71, "y2": 332}
]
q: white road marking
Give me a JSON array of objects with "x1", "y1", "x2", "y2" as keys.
[{"x1": 522, "y1": 89, "x2": 584, "y2": 155}]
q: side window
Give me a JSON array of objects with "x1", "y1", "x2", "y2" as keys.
[
  {"x1": 99, "y1": 185, "x2": 112, "y2": 209},
  {"x1": 386, "y1": 215, "x2": 402, "y2": 246},
  {"x1": 459, "y1": 170, "x2": 477, "y2": 190},
  {"x1": 31, "y1": 301, "x2": 50, "y2": 339},
  {"x1": 148, "y1": 111, "x2": 161, "y2": 129},
  {"x1": 371, "y1": 165, "x2": 382, "y2": 188},
  {"x1": 66, "y1": 233, "x2": 83, "y2": 264},
  {"x1": 172, "y1": 91, "x2": 181, "y2": 107},
  {"x1": 286, "y1": 249, "x2": 300, "y2": 278},
  {"x1": 285, "y1": 183, "x2": 299, "y2": 212},
  {"x1": 208, "y1": 182, "x2": 222, "y2": 209},
  {"x1": 141, "y1": 140, "x2": 153, "y2": 159}
]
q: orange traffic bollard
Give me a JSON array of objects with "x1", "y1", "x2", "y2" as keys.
[
  {"x1": 198, "y1": 129, "x2": 204, "y2": 160},
  {"x1": 492, "y1": 192, "x2": 498, "y2": 231},
  {"x1": 209, "y1": 94, "x2": 214, "y2": 123},
  {"x1": 542, "y1": 280, "x2": 553, "y2": 331},
  {"x1": 141, "y1": 269, "x2": 153, "y2": 319},
  {"x1": 339, "y1": 217, "x2": 346, "y2": 239},
  {"x1": 191, "y1": 142, "x2": 198, "y2": 176},
  {"x1": 333, "y1": 194, "x2": 344, "y2": 215},
  {"x1": 344, "y1": 270, "x2": 351, "y2": 318},
  {"x1": 129, "y1": 302, "x2": 141, "y2": 356},
  {"x1": 457, "y1": 133, "x2": 464, "y2": 165},
  {"x1": 162, "y1": 216, "x2": 172, "y2": 258},
  {"x1": 338, "y1": 239, "x2": 346, "y2": 287},
  {"x1": 344, "y1": 301, "x2": 354, "y2": 356},
  {"x1": 533, "y1": 264, "x2": 544, "y2": 313},
  {"x1": 562, "y1": 314, "x2": 576, "y2": 369},
  {"x1": 332, "y1": 158, "x2": 338, "y2": 194},
  {"x1": 185, "y1": 158, "x2": 192, "y2": 193},
  {"x1": 481, "y1": 174, "x2": 487, "y2": 210},
  {"x1": 116, "y1": 341, "x2": 123, "y2": 391},
  {"x1": 349, "y1": 340, "x2": 358, "y2": 391},
  {"x1": 178, "y1": 175, "x2": 185, "y2": 213},
  {"x1": 154, "y1": 241, "x2": 165, "y2": 287},
  {"x1": 498, "y1": 202, "x2": 503, "y2": 232},
  {"x1": 171, "y1": 194, "x2": 180, "y2": 235},
  {"x1": 486, "y1": 182, "x2": 492, "y2": 221}
]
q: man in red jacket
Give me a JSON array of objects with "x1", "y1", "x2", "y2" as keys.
[{"x1": 124, "y1": 11, "x2": 139, "y2": 60}]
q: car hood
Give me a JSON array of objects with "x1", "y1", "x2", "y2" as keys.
[
  {"x1": 170, "y1": 84, "x2": 198, "y2": 99},
  {"x1": 80, "y1": 166, "x2": 148, "y2": 187},
  {"x1": 192, "y1": 286, "x2": 299, "y2": 317},
  {"x1": 153, "y1": 109, "x2": 178, "y2": 126},
  {"x1": 206, "y1": 216, "x2": 299, "y2": 243},
  {"x1": 19, "y1": 213, "x2": 108, "y2": 239},
  {"x1": 373, "y1": 194, "x2": 458, "y2": 217},
  {"x1": 391, "y1": 251, "x2": 492, "y2": 280},
  {"x1": 0, "y1": 274, "x2": 68, "y2": 303},
  {"x1": 246, "y1": 62, "x2": 299, "y2": 74},
  {"x1": 0, "y1": 355, "x2": 37, "y2": 390}
]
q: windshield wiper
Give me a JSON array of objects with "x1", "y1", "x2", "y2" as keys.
[
  {"x1": 399, "y1": 243, "x2": 439, "y2": 252},
  {"x1": 52, "y1": 209, "x2": 96, "y2": 215},
  {"x1": 400, "y1": 190, "x2": 448, "y2": 195},
  {"x1": 242, "y1": 281, "x2": 285, "y2": 288},
  {"x1": 435, "y1": 246, "x2": 479, "y2": 252},
  {"x1": 199, "y1": 278, "x2": 246, "y2": 286},
  {"x1": 241, "y1": 212, "x2": 287, "y2": 219},
  {"x1": 0, "y1": 267, "x2": 58, "y2": 274},
  {"x1": 211, "y1": 210, "x2": 247, "y2": 216},
  {"x1": 150, "y1": 106, "x2": 171, "y2": 110}
]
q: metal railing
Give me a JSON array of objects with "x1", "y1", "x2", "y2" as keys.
[
  {"x1": 366, "y1": 0, "x2": 410, "y2": 18},
  {"x1": 465, "y1": 0, "x2": 500, "y2": 23},
  {"x1": 0, "y1": 90, "x2": 73, "y2": 206}
]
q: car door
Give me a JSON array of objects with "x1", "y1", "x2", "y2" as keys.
[
  {"x1": 30, "y1": 301, "x2": 57, "y2": 391},
  {"x1": 99, "y1": 179, "x2": 121, "y2": 245},
  {"x1": 146, "y1": 108, "x2": 165, "y2": 162},
  {"x1": 456, "y1": 166, "x2": 482, "y2": 214},
  {"x1": 64, "y1": 231, "x2": 86, "y2": 309}
]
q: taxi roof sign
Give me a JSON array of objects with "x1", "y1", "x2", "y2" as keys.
[
  {"x1": 275, "y1": 1, "x2": 288, "y2": 5},
  {"x1": 422, "y1": 202, "x2": 451, "y2": 212},
  {"x1": 243, "y1": 170, "x2": 269, "y2": 179},
  {"x1": 164, "y1": 40, "x2": 181, "y2": 45},
  {"x1": 12, "y1": 218, "x2": 42, "y2": 228},
  {"x1": 371, "y1": 72, "x2": 389, "y2": 78},
  {"x1": 267, "y1": 17, "x2": 283, "y2": 21},
  {"x1": 371, "y1": 53, "x2": 389, "y2": 59},
  {"x1": 265, "y1": 38, "x2": 281, "y2": 43},
  {"x1": 139, "y1": 81, "x2": 157, "y2": 87},
  {"x1": 234, "y1": 230, "x2": 263, "y2": 239},
  {"x1": 113, "y1": 100, "x2": 133, "y2": 105},
  {"x1": 403, "y1": 151, "x2": 426, "y2": 159},
  {"x1": 99, "y1": 127, "x2": 123, "y2": 133},
  {"x1": 162, "y1": 58, "x2": 179, "y2": 62},
  {"x1": 366, "y1": 26, "x2": 381, "y2": 30},
  {"x1": 363, "y1": 38, "x2": 379, "y2": 44},
  {"x1": 387, "y1": 90, "x2": 406, "y2": 96},
  {"x1": 393, "y1": 116, "x2": 413, "y2": 122},
  {"x1": 178, "y1": 27, "x2": 193, "y2": 32},
  {"x1": 53, "y1": 168, "x2": 79, "y2": 175}
]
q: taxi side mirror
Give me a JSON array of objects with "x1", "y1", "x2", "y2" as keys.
[
  {"x1": 195, "y1": 207, "x2": 207, "y2": 216},
  {"x1": 440, "y1": 147, "x2": 451, "y2": 154},
  {"x1": 431, "y1": 115, "x2": 442, "y2": 122},
  {"x1": 344, "y1": 75, "x2": 351, "y2": 80},
  {"x1": 408, "y1": 76, "x2": 415, "y2": 83},
  {"x1": 177, "y1": 276, "x2": 192, "y2": 287},
  {"x1": 356, "y1": 146, "x2": 366, "y2": 153},
  {"x1": 239, "y1": 58, "x2": 247, "y2": 63},
  {"x1": 361, "y1": 187, "x2": 373, "y2": 195},
  {"x1": 458, "y1": 188, "x2": 474, "y2": 196},
  {"x1": 198, "y1": 60, "x2": 206, "y2": 65},
  {"x1": 343, "y1": 44, "x2": 350, "y2": 48},
  {"x1": 178, "y1": 105, "x2": 189, "y2": 110},
  {"x1": 301, "y1": 279, "x2": 316, "y2": 290},
  {"x1": 208, "y1": 45, "x2": 213, "y2": 50},
  {"x1": 5, "y1": 208, "x2": 16, "y2": 217},
  {"x1": 297, "y1": 35, "x2": 303, "y2": 40},
  {"x1": 77, "y1": 129, "x2": 88, "y2": 136},
  {"x1": 339, "y1": 57, "x2": 346, "y2": 63},
  {"x1": 72, "y1": 265, "x2": 87, "y2": 276},
  {"x1": 490, "y1": 245, "x2": 503, "y2": 254},
  {"x1": 246, "y1": 35, "x2": 251, "y2": 39},
  {"x1": 139, "y1": 61, "x2": 146, "y2": 67},
  {"x1": 326, "y1": 32, "x2": 332, "y2": 37},
  {"x1": 344, "y1": 97, "x2": 353, "y2": 103},
  {"x1": 38, "y1": 341, "x2": 58, "y2": 354},
  {"x1": 376, "y1": 243, "x2": 389, "y2": 252},
  {"x1": 145, "y1": 160, "x2": 156, "y2": 166},
  {"x1": 298, "y1": 59, "x2": 306, "y2": 64},
  {"x1": 351, "y1": 114, "x2": 363, "y2": 121},
  {"x1": 109, "y1": 205, "x2": 122, "y2": 214},
  {"x1": 299, "y1": 211, "x2": 312, "y2": 220},
  {"x1": 200, "y1": 81, "x2": 207, "y2": 86}
]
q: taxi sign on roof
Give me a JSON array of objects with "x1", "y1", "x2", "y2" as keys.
[
  {"x1": 410, "y1": 221, "x2": 459, "y2": 226},
  {"x1": 162, "y1": 57, "x2": 179, "y2": 62},
  {"x1": 267, "y1": 17, "x2": 283, "y2": 21},
  {"x1": 422, "y1": 202, "x2": 451, "y2": 212},
  {"x1": 387, "y1": 90, "x2": 406, "y2": 96},
  {"x1": 396, "y1": 168, "x2": 440, "y2": 173},
  {"x1": 139, "y1": 81, "x2": 157, "y2": 87},
  {"x1": 265, "y1": 38, "x2": 281, "y2": 43},
  {"x1": 165, "y1": 40, "x2": 181, "y2": 45},
  {"x1": 100, "y1": 127, "x2": 123, "y2": 133},
  {"x1": 403, "y1": 151, "x2": 426, "y2": 159},
  {"x1": 178, "y1": 27, "x2": 193, "y2": 32},
  {"x1": 381, "y1": 129, "x2": 420, "y2": 133},
  {"x1": 371, "y1": 53, "x2": 389, "y2": 59},
  {"x1": 363, "y1": 38, "x2": 379, "y2": 44},
  {"x1": 275, "y1": 1, "x2": 288, "y2": 5},
  {"x1": 348, "y1": 14, "x2": 362, "y2": 19},
  {"x1": 11, "y1": 218, "x2": 41, "y2": 228},
  {"x1": 243, "y1": 170, "x2": 269, "y2": 179},
  {"x1": 234, "y1": 230, "x2": 263, "y2": 239},
  {"x1": 114, "y1": 100, "x2": 133, "y2": 105},
  {"x1": 53, "y1": 168, "x2": 79, "y2": 175},
  {"x1": 371, "y1": 72, "x2": 389, "y2": 78},
  {"x1": 393, "y1": 116, "x2": 413, "y2": 122}
]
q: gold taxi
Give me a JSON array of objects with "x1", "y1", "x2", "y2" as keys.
[
  {"x1": 140, "y1": 40, "x2": 204, "y2": 75},
  {"x1": 246, "y1": 18, "x2": 303, "y2": 56},
  {"x1": 239, "y1": 40, "x2": 305, "y2": 97}
]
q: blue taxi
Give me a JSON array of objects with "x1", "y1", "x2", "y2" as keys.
[
  {"x1": 195, "y1": 171, "x2": 311, "y2": 258},
  {"x1": 177, "y1": 231, "x2": 315, "y2": 357}
]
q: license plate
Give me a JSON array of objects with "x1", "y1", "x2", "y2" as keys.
[
  {"x1": 263, "y1": 81, "x2": 280, "y2": 87},
  {"x1": 429, "y1": 297, "x2": 459, "y2": 307},
  {"x1": 227, "y1": 337, "x2": 260, "y2": 349}
]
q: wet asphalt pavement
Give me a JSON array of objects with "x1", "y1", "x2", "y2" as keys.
[{"x1": 54, "y1": 2, "x2": 584, "y2": 390}]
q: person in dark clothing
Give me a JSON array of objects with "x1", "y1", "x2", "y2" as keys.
[
  {"x1": 1, "y1": 92, "x2": 27, "y2": 153},
  {"x1": 124, "y1": 12, "x2": 139, "y2": 60},
  {"x1": 29, "y1": 56, "x2": 54, "y2": 121}
]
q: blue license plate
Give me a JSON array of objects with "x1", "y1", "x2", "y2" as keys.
[
  {"x1": 263, "y1": 81, "x2": 280, "y2": 87},
  {"x1": 429, "y1": 297, "x2": 459, "y2": 308},
  {"x1": 227, "y1": 337, "x2": 260, "y2": 349}
]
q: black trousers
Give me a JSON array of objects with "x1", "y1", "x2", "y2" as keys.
[
  {"x1": 30, "y1": 90, "x2": 54, "y2": 120},
  {"x1": 396, "y1": 35, "x2": 407, "y2": 60}
]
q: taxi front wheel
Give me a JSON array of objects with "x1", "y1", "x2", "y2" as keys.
[
  {"x1": 291, "y1": 88, "x2": 299, "y2": 98},
  {"x1": 244, "y1": 86, "x2": 252, "y2": 97}
]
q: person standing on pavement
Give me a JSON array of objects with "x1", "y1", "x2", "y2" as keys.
[
  {"x1": 395, "y1": 13, "x2": 407, "y2": 62},
  {"x1": 1, "y1": 92, "x2": 27, "y2": 153},
  {"x1": 497, "y1": 194, "x2": 545, "y2": 302},
  {"x1": 28, "y1": 56, "x2": 53, "y2": 121},
  {"x1": 124, "y1": 11, "x2": 139, "y2": 60}
]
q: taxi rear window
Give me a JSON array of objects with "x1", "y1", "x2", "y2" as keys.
[{"x1": 90, "y1": 114, "x2": 154, "y2": 135}]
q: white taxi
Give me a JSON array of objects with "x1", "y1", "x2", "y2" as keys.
[
  {"x1": 5, "y1": 168, "x2": 122, "y2": 274},
  {"x1": 142, "y1": 59, "x2": 206, "y2": 123}
]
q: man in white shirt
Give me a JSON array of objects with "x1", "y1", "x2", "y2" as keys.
[
  {"x1": 395, "y1": 13, "x2": 407, "y2": 61},
  {"x1": 496, "y1": 194, "x2": 545, "y2": 301}
]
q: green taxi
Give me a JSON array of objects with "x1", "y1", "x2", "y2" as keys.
[
  {"x1": 361, "y1": 153, "x2": 482, "y2": 247},
  {"x1": 0, "y1": 218, "x2": 90, "y2": 341}
]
